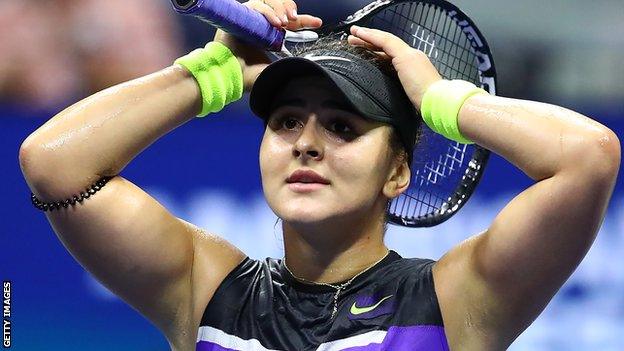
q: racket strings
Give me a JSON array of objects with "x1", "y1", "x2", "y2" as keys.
[
  {"x1": 365, "y1": 2, "x2": 483, "y2": 224},
  {"x1": 375, "y1": 4, "x2": 479, "y2": 82}
]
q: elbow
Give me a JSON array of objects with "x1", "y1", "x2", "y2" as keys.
[
  {"x1": 588, "y1": 128, "x2": 620, "y2": 175},
  {"x1": 19, "y1": 136, "x2": 67, "y2": 201},
  {"x1": 19, "y1": 135, "x2": 39, "y2": 180},
  {"x1": 571, "y1": 128, "x2": 621, "y2": 179},
  {"x1": 20, "y1": 131, "x2": 112, "y2": 200},
  {"x1": 19, "y1": 135, "x2": 47, "y2": 189},
  {"x1": 19, "y1": 133, "x2": 63, "y2": 194}
]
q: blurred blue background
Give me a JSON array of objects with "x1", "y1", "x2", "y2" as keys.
[{"x1": 1, "y1": 0, "x2": 622, "y2": 350}]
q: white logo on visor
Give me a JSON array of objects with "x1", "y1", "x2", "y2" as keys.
[{"x1": 302, "y1": 54, "x2": 353, "y2": 63}]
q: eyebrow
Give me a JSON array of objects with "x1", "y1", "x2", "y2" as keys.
[{"x1": 271, "y1": 97, "x2": 358, "y2": 113}]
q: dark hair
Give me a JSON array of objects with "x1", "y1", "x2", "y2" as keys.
[{"x1": 291, "y1": 35, "x2": 399, "y2": 76}]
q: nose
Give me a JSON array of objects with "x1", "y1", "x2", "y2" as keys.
[{"x1": 293, "y1": 116, "x2": 323, "y2": 161}]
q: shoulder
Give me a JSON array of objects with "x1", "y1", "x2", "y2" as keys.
[
  {"x1": 206, "y1": 255, "x2": 281, "y2": 290},
  {"x1": 213, "y1": 254, "x2": 294, "y2": 287},
  {"x1": 380, "y1": 254, "x2": 437, "y2": 286},
  {"x1": 198, "y1": 256, "x2": 285, "y2": 324},
  {"x1": 352, "y1": 252, "x2": 443, "y2": 327},
  {"x1": 392, "y1": 256, "x2": 437, "y2": 273},
  {"x1": 430, "y1": 236, "x2": 507, "y2": 346}
]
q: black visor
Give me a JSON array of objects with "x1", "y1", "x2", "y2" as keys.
[{"x1": 249, "y1": 49, "x2": 421, "y2": 155}]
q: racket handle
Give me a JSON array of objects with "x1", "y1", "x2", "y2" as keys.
[{"x1": 171, "y1": 0, "x2": 285, "y2": 52}]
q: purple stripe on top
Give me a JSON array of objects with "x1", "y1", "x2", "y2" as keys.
[
  {"x1": 196, "y1": 340, "x2": 238, "y2": 351},
  {"x1": 340, "y1": 326, "x2": 449, "y2": 351},
  {"x1": 196, "y1": 325, "x2": 448, "y2": 351}
]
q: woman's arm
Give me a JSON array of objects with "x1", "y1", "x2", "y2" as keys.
[
  {"x1": 18, "y1": 64, "x2": 247, "y2": 347},
  {"x1": 348, "y1": 26, "x2": 621, "y2": 348},
  {"x1": 435, "y1": 95, "x2": 619, "y2": 347},
  {"x1": 18, "y1": 1, "x2": 321, "y2": 347},
  {"x1": 20, "y1": 65, "x2": 201, "y2": 193}
]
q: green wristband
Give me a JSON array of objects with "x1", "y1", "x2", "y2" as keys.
[
  {"x1": 174, "y1": 41, "x2": 243, "y2": 117},
  {"x1": 420, "y1": 79, "x2": 487, "y2": 144}
]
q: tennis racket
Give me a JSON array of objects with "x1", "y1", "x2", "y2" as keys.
[{"x1": 171, "y1": 0, "x2": 496, "y2": 228}]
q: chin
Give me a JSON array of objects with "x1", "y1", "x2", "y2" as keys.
[
  {"x1": 275, "y1": 199, "x2": 370, "y2": 228},
  {"x1": 277, "y1": 203, "x2": 335, "y2": 224}
]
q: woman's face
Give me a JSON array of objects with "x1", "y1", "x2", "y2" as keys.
[{"x1": 259, "y1": 76, "x2": 409, "y2": 226}]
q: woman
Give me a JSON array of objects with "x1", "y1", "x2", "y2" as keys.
[{"x1": 19, "y1": 0, "x2": 620, "y2": 350}]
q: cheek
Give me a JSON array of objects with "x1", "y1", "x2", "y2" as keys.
[
  {"x1": 330, "y1": 139, "x2": 390, "y2": 195},
  {"x1": 259, "y1": 135, "x2": 270, "y2": 175},
  {"x1": 259, "y1": 133, "x2": 289, "y2": 185}
]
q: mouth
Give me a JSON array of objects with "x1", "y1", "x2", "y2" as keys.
[
  {"x1": 286, "y1": 169, "x2": 330, "y2": 193},
  {"x1": 286, "y1": 182, "x2": 328, "y2": 193}
]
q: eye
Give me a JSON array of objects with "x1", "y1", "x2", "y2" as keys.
[
  {"x1": 329, "y1": 120, "x2": 354, "y2": 134},
  {"x1": 283, "y1": 117, "x2": 300, "y2": 130},
  {"x1": 267, "y1": 113, "x2": 303, "y2": 131}
]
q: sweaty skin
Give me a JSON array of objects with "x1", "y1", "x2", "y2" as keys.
[
  {"x1": 19, "y1": 1, "x2": 323, "y2": 350},
  {"x1": 18, "y1": 1, "x2": 620, "y2": 350},
  {"x1": 349, "y1": 25, "x2": 620, "y2": 349}
]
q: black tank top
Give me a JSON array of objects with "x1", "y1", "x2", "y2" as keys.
[{"x1": 196, "y1": 250, "x2": 449, "y2": 350}]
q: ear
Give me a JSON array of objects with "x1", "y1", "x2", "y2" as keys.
[{"x1": 382, "y1": 159, "x2": 411, "y2": 199}]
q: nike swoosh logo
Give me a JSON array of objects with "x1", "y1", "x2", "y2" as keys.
[{"x1": 350, "y1": 295, "x2": 394, "y2": 315}]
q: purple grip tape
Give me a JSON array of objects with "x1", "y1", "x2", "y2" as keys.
[{"x1": 172, "y1": 0, "x2": 285, "y2": 51}]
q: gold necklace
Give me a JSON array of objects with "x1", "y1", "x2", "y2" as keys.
[{"x1": 283, "y1": 250, "x2": 390, "y2": 319}]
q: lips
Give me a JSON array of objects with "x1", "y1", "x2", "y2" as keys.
[{"x1": 286, "y1": 169, "x2": 330, "y2": 185}]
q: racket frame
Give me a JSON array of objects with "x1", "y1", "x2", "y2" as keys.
[{"x1": 317, "y1": 0, "x2": 497, "y2": 227}]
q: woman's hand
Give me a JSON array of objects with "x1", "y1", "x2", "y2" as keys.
[
  {"x1": 214, "y1": 0, "x2": 323, "y2": 92},
  {"x1": 348, "y1": 26, "x2": 442, "y2": 110}
]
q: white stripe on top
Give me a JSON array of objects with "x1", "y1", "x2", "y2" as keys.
[
  {"x1": 197, "y1": 326, "x2": 388, "y2": 351},
  {"x1": 197, "y1": 326, "x2": 280, "y2": 351},
  {"x1": 316, "y1": 330, "x2": 387, "y2": 351}
]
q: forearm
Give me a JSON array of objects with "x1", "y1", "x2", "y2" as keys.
[
  {"x1": 19, "y1": 64, "x2": 201, "y2": 200},
  {"x1": 458, "y1": 94, "x2": 619, "y2": 180}
]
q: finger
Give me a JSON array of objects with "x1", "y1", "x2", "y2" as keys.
[
  {"x1": 350, "y1": 25, "x2": 410, "y2": 58},
  {"x1": 244, "y1": 0, "x2": 283, "y2": 27},
  {"x1": 283, "y1": 0, "x2": 298, "y2": 21},
  {"x1": 373, "y1": 52, "x2": 391, "y2": 61},
  {"x1": 285, "y1": 14, "x2": 323, "y2": 31},
  {"x1": 262, "y1": 0, "x2": 289, "y2": 26},
  {"x1": 347, "y1": 35, "x2": 380, "y2": 51},
  {"x1": 352, "y1": 41, "x2": 392, "y2": 61}
]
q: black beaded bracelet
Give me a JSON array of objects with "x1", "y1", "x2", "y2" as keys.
[{"x1": 31, "y1": 176, "x2": 115, "y2": 212}]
